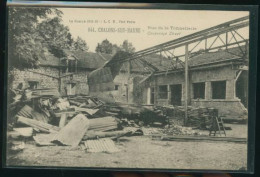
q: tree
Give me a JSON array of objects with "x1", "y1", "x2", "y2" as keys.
[
  {"x1": 8, "y1": 7, "x2": 62, "y2": 68},
  {"x1": 95, "y1": 39, "x2": 114, "y2": 54},
  {"x1": 120, "y1": 40, "x2": 135, "y2": 53},
  {"x1": 73, "y1": 37, "x2": 89, "y2": 51},
  {"x1": 37, "y1": 17, "x2": 74, "y2": 58}
]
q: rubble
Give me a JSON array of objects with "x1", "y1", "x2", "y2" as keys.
[
  {"x1": 13, "y1": 127, "x2": 33, "y2": 137},
  {"x1": 8, "y1": 86, "x2": 229, "y2": 154},
  {"x1": 17, "y1": 116, "x2": 60, "y2": 133},
  {"x1": 162, "y1": 125, "x2": 201, "y2": 136}
]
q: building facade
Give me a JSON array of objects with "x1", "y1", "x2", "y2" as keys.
[{"x1": 142, "y1": 46, "x2": 248, "y2": 119}]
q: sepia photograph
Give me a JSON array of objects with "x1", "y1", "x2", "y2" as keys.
[{"x1": 5, "y1": 3, "x2": 255, "y2": 172}]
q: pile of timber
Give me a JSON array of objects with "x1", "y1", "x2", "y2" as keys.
[
  {"x1": 68, "y1": 95, "x2": 104, "y2": 108},
  {"x1": 31, "y1": 88, "x2": 60, "y2": 98},
  {"x1": 157, "y1": 106, "x2": 218, "y2": 129},
  {"x1": 17, "y1": 116, "x2": 119, "y2": 133},
  {"x1": 186, "y1": 107, "x2": 217, "y2": 129}
]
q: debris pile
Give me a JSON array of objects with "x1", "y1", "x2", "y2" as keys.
[
  {"x1": 7, "y1": 87, "x2": 144, "y2": 153},
  {"x1": 7, "y1": 86, "x2": 223, "y2": 154},
  {"x1": 156, "y1": 106, "x2": 218, "y2": 129},
  {"x1": 162, "y1": 125, "x2": 201, "y2": 136}
]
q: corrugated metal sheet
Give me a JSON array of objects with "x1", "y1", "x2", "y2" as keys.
[
  {"x1": 52, "y1": 114, "x2": 89, "y2": 147},
  {"x1": 84, "y1": 138, "x2": 120, "y2": 153}
]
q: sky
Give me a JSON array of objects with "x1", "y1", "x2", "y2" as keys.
[{"x1": 60, "y1": 8, "x2": 249, "y2": 53}]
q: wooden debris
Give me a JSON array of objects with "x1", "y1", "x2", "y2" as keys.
[
  {"x1": 33, "y1": 133, "x2": 56, "y2": 146},
  {"x1": 17, "y1": 105, "x2": 49, "y2": 123},
  {"x1": 9, "y1": 141, "x2": 25, "y2": 152},
  {"x1": 7, "y1": 131, "x2": 22, "y2": 139},
  {"x1": 59, "y1": 114, "x2": 67, "y2": 128},
  {"x1": 52, "y1": 114, "x2": 90, "y2": 147},
  {"x1": 13, "y1": 127, "x2": 33, "y2": 137},
  {"x1": 88, "y1": 116, "x2": 118, "y2": 132},
  {"x1": 72, "y1": 106, "x2": 99, "y2": 115},
  {"x1": 17, "y1": 116, "x2": 60, "y2": 133},
  {"x1": 83, "y1": 130, "x2": 131, "y2": 140},
  {"x1": 31, "y1": 88, "x2": 60, "y2": 98},
  {"x1": 84, "y1": 138, "x2": 120, "y2": 153},
  {"x1": 159, "y1": 135, "x2": 247, "y2": 143}
]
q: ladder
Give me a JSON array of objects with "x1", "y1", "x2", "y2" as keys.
[{"x1": 209, "y1": 116, "x2": 226, "y2": 136}]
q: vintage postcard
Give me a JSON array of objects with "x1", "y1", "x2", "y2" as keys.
[{"x1": 5, "y1": 2, "x2": 256, "y2": 172}]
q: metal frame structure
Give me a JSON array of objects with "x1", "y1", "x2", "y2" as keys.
[{"x1": 113, "y1": 16, "x2": 249, "y2": 124}]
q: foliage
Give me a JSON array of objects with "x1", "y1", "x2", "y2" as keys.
[
  {"x1": 95, "y1": 39, "x2": 114, "y2": 54},
  {"x1": 37, "y1": 17, "x2": 73, "y2": 58},
  {"x1": 8, "y1": 7, "x2": 62, "y2": 68},
  {"x1": 8, "y1": 7, "x2": 89, "y2": 68},
  {"x1": 73, "y1": 36, "x2": 89, "y2": 51},
  {"x1": 95, "y1": 39, "x2": 135, "y2": 54},
  {"x1": 119, "y1": 40, "x2": 135, "y2": 53}
]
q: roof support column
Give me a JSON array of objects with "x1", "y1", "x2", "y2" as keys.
[{"x1": 184, "y1": 44, "x2": 189, "y2": 126}]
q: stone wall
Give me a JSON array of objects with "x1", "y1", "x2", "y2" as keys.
[
  {"x1": 9, "y1": 67, "x2": 59, "y2": 90},
  {"x1": 9, "y1": 67, "x2": 89, "y2": 96}
]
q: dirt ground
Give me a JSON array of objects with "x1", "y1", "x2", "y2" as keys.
[{"x1": 6, "y1": 123, "x2": 248, "y2": 170}]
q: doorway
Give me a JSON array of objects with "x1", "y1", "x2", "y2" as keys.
[{"x1": 170, "y1": 84, "x2": 182, "y2": 106}]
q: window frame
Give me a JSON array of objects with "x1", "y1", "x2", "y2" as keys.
[
  {"x1": 158, "y1": 85, "x2": 168, "y2": 99},
  {"x1": 211, "y1": 80, "x2": 226, "y2": 99},
  {"x1": 193, "y1": 82, "x2": 205, "y2": 99}
]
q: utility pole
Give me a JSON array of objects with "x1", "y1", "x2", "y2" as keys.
[{"x1": 184, "y1": 44, "x2": 189, "y2": 125}]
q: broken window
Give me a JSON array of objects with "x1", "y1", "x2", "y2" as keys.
[
  {"x1": 28, "y1": 81, "x2": 38, "y2": 89},
  {"x1": 212, "y1": 81, "x2": 226, "y2": 99},
  {"x1": 193, "y1": 82, "x2": 205, "y2": 99},
  {"x1": 114, "y1": 85, "x2": 119, "y2": 90},
  {"x1": 158, "y1": 85, "x2": 168, "y2": 99}
]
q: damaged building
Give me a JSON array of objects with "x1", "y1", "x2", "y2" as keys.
[
  {"x1": 9, "y1": 50, "x2": 112, "y2": 96},
  {"x1": 9, "y1": 16, "x2": 249, "y2": 121},
  {"x1": 141, "y1": 46, "x2": 248, "y2": 119}
]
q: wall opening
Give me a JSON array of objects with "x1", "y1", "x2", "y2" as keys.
[
  {"x1": 158, "y1": 85, "x2": 168, "y2": 99},
  {"x1": 150, "y1": 87, "x2": 155, "y2": 104},
  {"x1": 170, "y1": 84, "x2": 182, "y2": 106},
  {"x1": 236, "y1": 71, "x2": 248, "y2": 108},
  {"x1": 212, "y1": 81, "x2": 226, "y2": 99},
  {"x1": 114, "y1": 84, "x2": 119, "y2": 90},
  {"x1": 193, "y1": 82, "x2": 205, "y2": 99},
  {"x1": 28, "y1": 81, "x2": 39, "y2": 89},
  {"x1": 66, "y1": 83, "x2": 77, "y2": 96}
]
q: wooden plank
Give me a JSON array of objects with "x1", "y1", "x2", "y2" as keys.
[
  {"x1": 83, "y1": 130, "x2": 130, "y2": 140},
  {"x1": 17, "y1": 116, "x2": 60, "y2": 133},
  {"x1": 33, "y1": 133, "x2": 56, "y2": 146},
  {"x1": 59, "y1": 114, "x2": 67, "y2": 128},
  {"x1": 17, "y1": 105, "x2": 49, "y2": 123},
  {"x1": 52, "y1": 114, "x2": 89, "y2": 147},
  {"x1": 159, "y1": 135, "x2": 247, "y2": 143}
]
